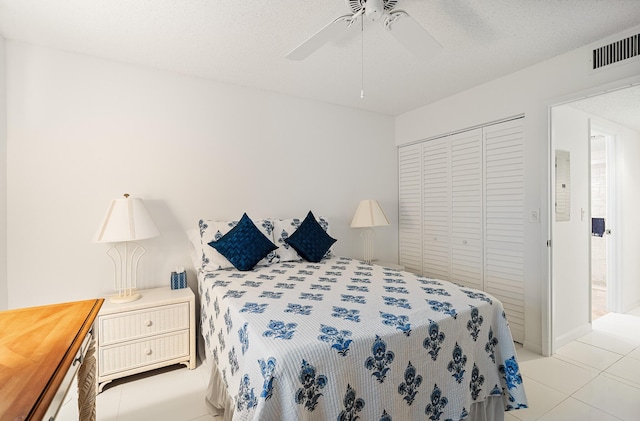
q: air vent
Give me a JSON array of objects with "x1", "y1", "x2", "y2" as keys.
[{"x1": 592, "y1": 33, "x2": 639, "y2": 70}]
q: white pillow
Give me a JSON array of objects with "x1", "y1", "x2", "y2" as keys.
[
  {"x1": 195, "y1": 217, "x2": 277, "y2": 271},
  {"x1": 187, "y1": 228, "x2": 201, "y2": 271},
  {"x1": 273, "y1": 215, "x2": 333, "y2": 262}
]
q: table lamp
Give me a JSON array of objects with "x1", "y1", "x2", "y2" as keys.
[
  {"x1": 93, "y1": 194, "x2": 160, "y2": 303},
  {"x1": 350, "y1": 199, "x2": 389, "y2": 264}
]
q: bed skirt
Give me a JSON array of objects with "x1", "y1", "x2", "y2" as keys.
[{"x1": 204, "y1": 360, "x2": 505, "y2": 421}]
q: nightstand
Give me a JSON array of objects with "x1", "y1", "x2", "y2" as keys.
[{"x1": 96, "y1": 287, "x2": 196, "y2": 392}]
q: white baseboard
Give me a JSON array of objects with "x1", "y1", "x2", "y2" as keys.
[
  {"x1": 523, "y1": 341, "x2": 542, "y2": 356},
  {"x1": 623, "y1": 300, "x2": 640, "y2": 314},
  {"x1": 554, "y1": 323, "x2": 592, "y2": 350}
]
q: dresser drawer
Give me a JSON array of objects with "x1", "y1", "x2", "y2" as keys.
[
  {"x1": 99, "y1": 330, "x2": 190, "y2": 376},
  {"x1": 99, "y1": 302, "x2": 189, "y2": 345}
]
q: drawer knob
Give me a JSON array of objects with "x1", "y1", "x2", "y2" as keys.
[
  {"x1": 145, "y1": 320, "x2": 153, "y2": 327},
  {"x1": 144, "y1": 348, "x2": 152, "y2": 356},
  {"x1": 462, "y1": 240, "x2": 468, "y2": 244}
]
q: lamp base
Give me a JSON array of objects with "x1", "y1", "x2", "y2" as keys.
[
  {"x1": 109, "y1": 291, "x2": 141, "y2": 304},
  {"x1": 361, "y1": 228, "x2": 376, "y2": 265},
  {"x1": 106, "y1": 241, "x2": 147, "y2": 304}
]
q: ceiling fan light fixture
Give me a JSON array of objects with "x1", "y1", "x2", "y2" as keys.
[
  {"x1": 347, "y1": 0, "x2": 398, "y2": 17},
  {"x1": 287, "y1": 0, "x2": 442, "y2": 90},
  {"x1": 364, "y1": 0, "x2": 386, "y2": 21}
]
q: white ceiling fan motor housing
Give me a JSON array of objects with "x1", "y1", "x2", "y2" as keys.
[
  {"x1": 365, "y1": 0, "x2": 384, "y2": 20},
  {"x1": 347, "y1": 0, "x2": 398, "y2": 21}
]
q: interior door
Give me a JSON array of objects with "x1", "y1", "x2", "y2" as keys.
[
  {"x1": 398, "y1": 144, "x2": 423, "y2": 274},
  {"x1": 590, "y1": 122, "x2": 619, "y2": 316},
  {"x1": 423, "y1": 138, "x2": 451, "y2": 280},
  {"x1": 483, "y1": 119, "x2": 526, "y2": 344},
  {"x1": 449, "y1": 129, "x2": 483, "y2": 289}
]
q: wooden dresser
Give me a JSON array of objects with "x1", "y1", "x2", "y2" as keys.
[{"x1": 0, "y1": 299, "x2": 103, "y2": 421}]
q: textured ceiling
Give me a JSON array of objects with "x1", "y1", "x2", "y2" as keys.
[
  {"x1": 0, "y1": 0, "x2": 639, "y2": 116},
  {"x1": 568, "y1": 85, "x2": 640, "y2": 133}
]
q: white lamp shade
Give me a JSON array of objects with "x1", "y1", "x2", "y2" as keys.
[
  {"x1": 350, "y1": 200, "x2": 390, "y2": 228},
  {"x1": 94, "y1": 195, "x2": 160, "y2": 243}
]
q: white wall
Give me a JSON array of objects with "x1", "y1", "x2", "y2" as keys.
[
  {"x1": 5, "y1": 41, "x2": 397, "y2": 309},
  {"x1": 395, "y1": 25, "x2": 640, "y2": 354},
  {"x1": 0, "y1": 35, "x2": 6, "y2": 310},
  {"x1": 550, "y1": 105, "x2": 591, "y2": 346}
]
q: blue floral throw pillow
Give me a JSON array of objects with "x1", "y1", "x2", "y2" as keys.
[
  {"x1": 208, "y1": 213, "x2": 278, "y2": 271},
  {"x1": 284, "y1": 211, "x2": 337, "y2": 263}
]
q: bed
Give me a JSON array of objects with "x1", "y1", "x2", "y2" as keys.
[{"x1": 191, "y1": 212, "x2": 527, "y2": 421}]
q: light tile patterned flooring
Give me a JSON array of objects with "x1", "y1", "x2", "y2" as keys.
[
  {"x1": 58, "y1": 308, "x2": 640, "y2": 421},
  {"x1": 509, "y1": 307, "x2": 640, "y2": 421},
  {"x1": 58, "y1": 359, "x2": 215, "y2": 421}
]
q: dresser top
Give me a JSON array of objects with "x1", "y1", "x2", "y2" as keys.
[{"x1": 0, "y1": 299, "x2": 103, "y2": 420}]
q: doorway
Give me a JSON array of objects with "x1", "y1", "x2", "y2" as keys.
[{"x1": 550, "y1": 83, "x2": 639, "y2": 352}]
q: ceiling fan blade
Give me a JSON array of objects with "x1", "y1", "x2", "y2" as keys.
[
  {"x1": 286, "y1": 14, "x2": 355, "y2": 61},
  {"x1": 385, "y1": 11, "x2": 442, "y2": 60}
]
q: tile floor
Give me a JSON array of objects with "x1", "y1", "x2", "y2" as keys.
[
  {"x1": 58, "y1": 308, "x2": 640, "y2": 421},
  {"x1": 58, "y1": 360, "x2": 215, "y2": 421},
  {"x1": 508, "y1": 307, "x2": 640, "y2": 421}
]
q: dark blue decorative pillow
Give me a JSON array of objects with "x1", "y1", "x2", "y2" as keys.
[
  {"x1": 285, "y1": 211, "x2": 337, "y2": 263},
  {"x1": 208, "y1": 213, "x2": 277, "y2": 271}
]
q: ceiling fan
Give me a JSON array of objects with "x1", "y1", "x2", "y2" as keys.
[{"x1": 286, "y1": 0, "x2": 442, "y2": 61}]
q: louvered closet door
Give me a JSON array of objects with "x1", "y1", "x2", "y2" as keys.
[
  {"x1": 422, "y1": 138, "x2": 451, "y2": 280},
  {"x1": 398, "y1": 144, "x2": 423, "y2": 274},
  {"x1": 450, "y1": 129, "x2": 484, "y2": 290},
  {"x1": 483, "y1": 119, "x2": 525, "y2": 343}
]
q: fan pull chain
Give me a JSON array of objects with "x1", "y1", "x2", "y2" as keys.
[{"x1": 360, "y1": 14, "x2": 365, "y2": 99}]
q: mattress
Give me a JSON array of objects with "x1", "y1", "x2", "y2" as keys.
[{"x1": 198, "y1": 256, "x2": 527, "y2": 420}]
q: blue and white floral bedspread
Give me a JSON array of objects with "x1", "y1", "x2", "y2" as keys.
[{"x1": 199, "y1": 257, "x2": 527, "y2": 420}]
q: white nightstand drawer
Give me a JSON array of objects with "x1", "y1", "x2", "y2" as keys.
[
  {"x1": 99, "y1": 302, "x2": 189, "y2": 345},
  {"x1": 99, "y1": 330, "x2": 190, "y2": 376}
]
